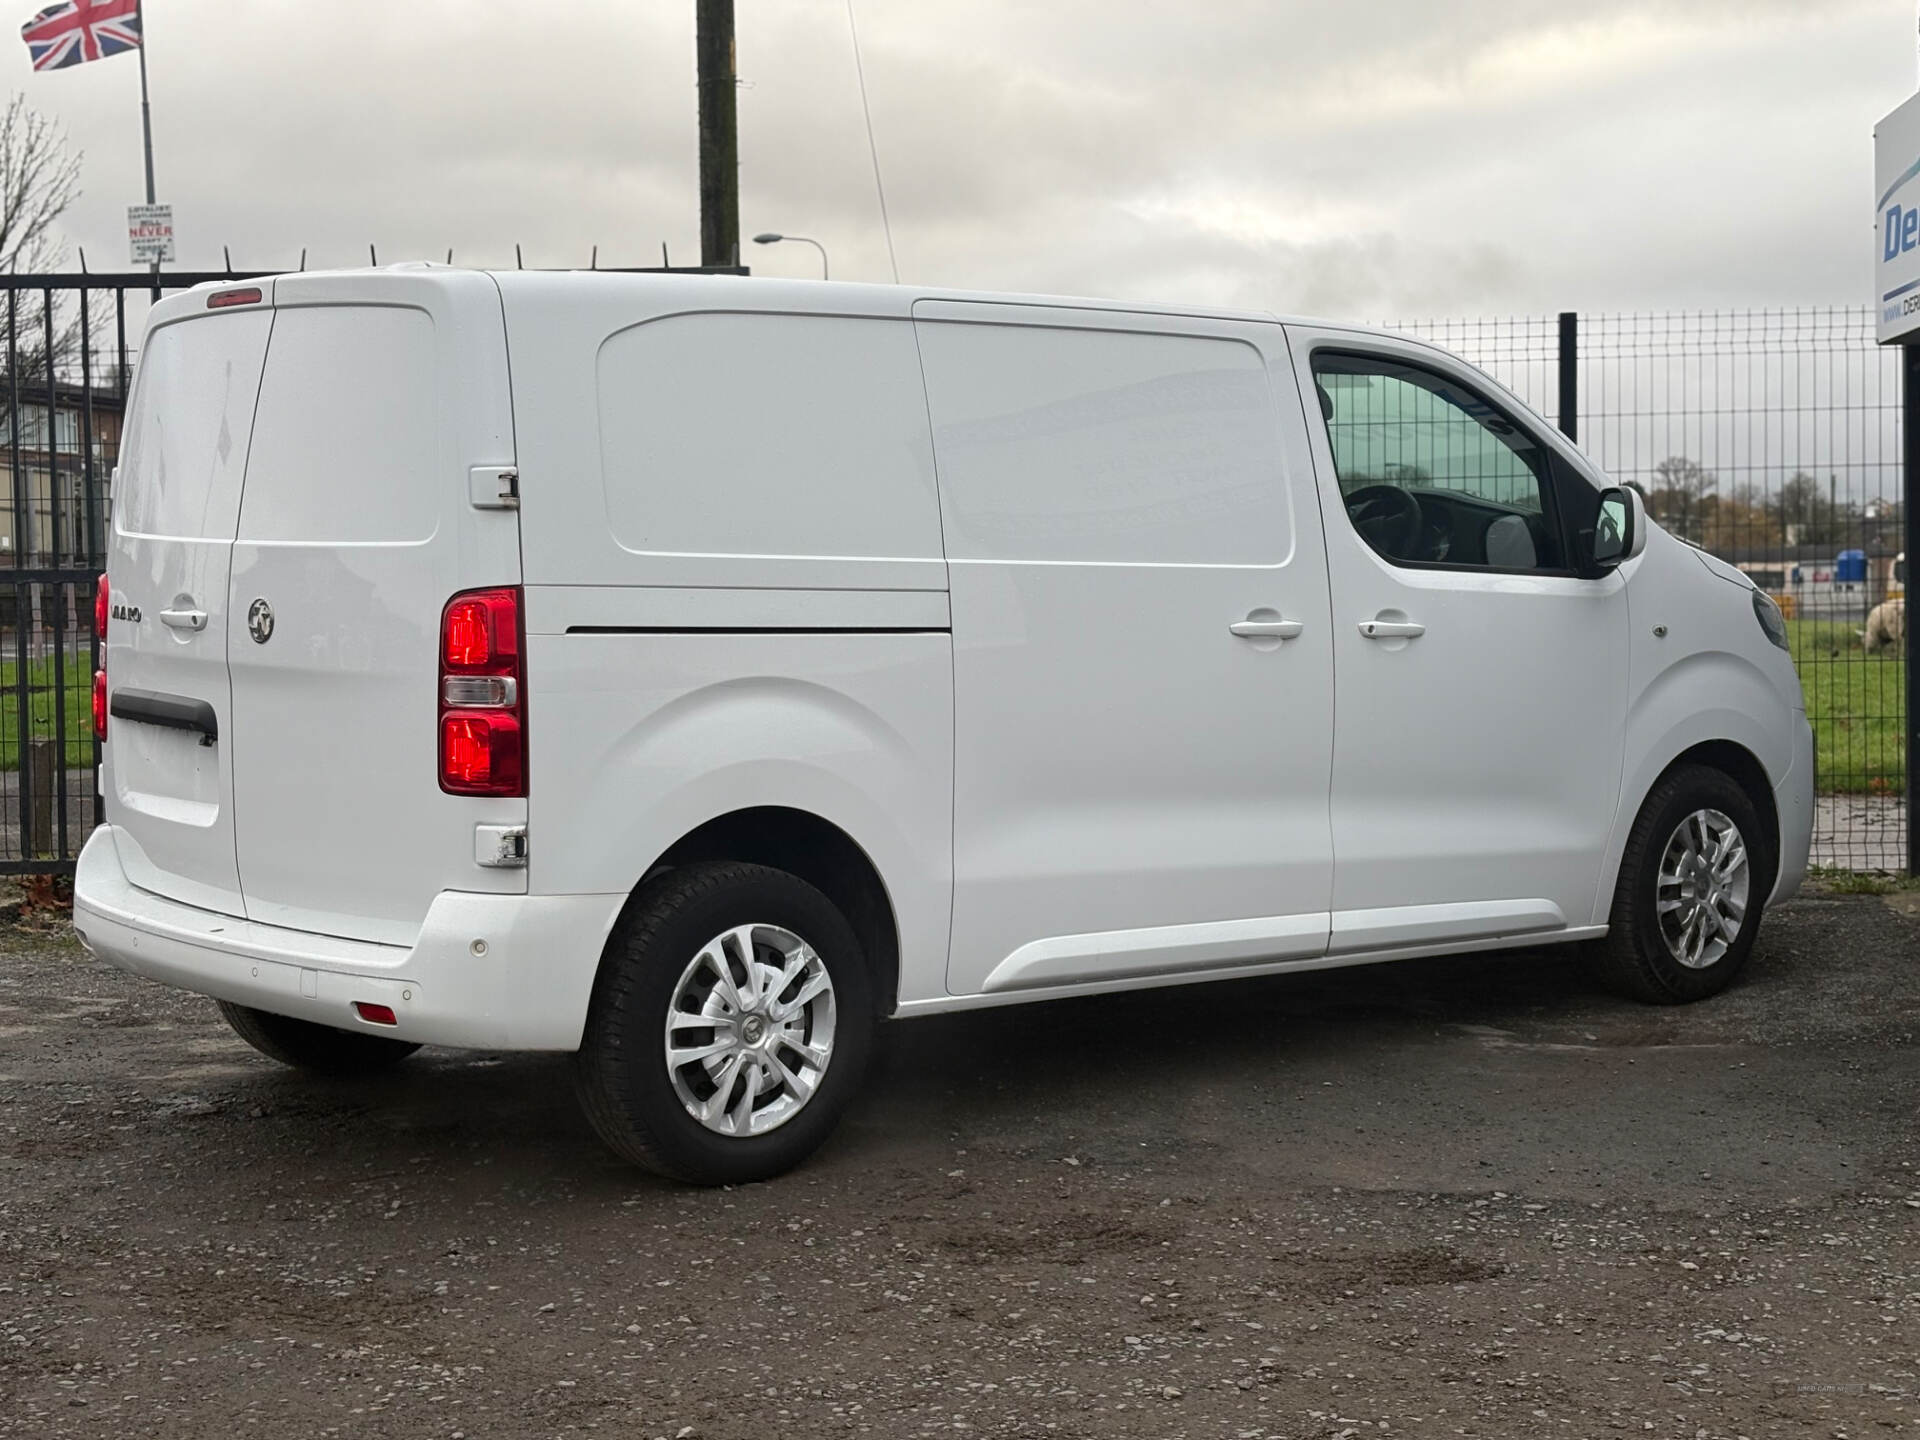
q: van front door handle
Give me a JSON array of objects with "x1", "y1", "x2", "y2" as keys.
[
  {"x1": 158, "y1": 608, "x2": 208, "y2": 632},
  {"x1": 1358, "y1": 618, "x2": 1425, "y2": 639},
  {"x1": 1229, "y1": 617, "x2": 1305, "y2": 640}
]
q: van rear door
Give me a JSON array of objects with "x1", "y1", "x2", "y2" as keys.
[
  {"x1": 103, "y1": 291, "x2": 273, "y2": 917},
  {"x1": 225, "y1": 271, "x2": 523, "y2": 945}
]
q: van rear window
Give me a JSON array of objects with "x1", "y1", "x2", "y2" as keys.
[
  {"x1": 116, "y1": 311, "x2": 273, "y2": 541},
  {"x1": 239, "y1": 306, "x2": 438, "y2": 544}
]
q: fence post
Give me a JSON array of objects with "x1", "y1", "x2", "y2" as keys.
[
  {"x1": 27, "y1": 736, "x2": 52, "y2": 859},
  {"x1": 1557, "y1": 311, "x2": 1578, "y2": 441},
  {"x1": 1906, "y1": 344, "x2": 1920, "y2": 876}
]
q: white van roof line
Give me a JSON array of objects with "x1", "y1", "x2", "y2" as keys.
[{"x1": 197, "y1": 262, "x2": 1416, "y2": 347}]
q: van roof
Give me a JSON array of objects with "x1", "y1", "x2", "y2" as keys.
[{"x1": 152, "y1": 264, "x2": 1408, "y2": 346}]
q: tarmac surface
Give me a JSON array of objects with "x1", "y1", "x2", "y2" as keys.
[{"x1": 0, "y1": 890, "x2": 1916, "y2": 1438}]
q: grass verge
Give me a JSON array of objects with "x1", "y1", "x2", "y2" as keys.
[{"x1": 1787, "y1": 618, "x2": 1904, "y2": 796}]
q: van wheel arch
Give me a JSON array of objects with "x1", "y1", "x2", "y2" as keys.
[
  {"x1": 1647, "y1": 740, "x2": 1780, "y2": 897},
  {"x1": 619, "y1": 807, "x2": 901, "y2": 1018}
]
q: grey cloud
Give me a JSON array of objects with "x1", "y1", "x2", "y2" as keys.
[{"x1": 22, "y1": 0, "x2": 1912, "y2": 317}]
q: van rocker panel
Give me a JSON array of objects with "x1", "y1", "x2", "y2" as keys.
[{"x1": 979, "y1": 912, "x2": 1332, "y2": 992}]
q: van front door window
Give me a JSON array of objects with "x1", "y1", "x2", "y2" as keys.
[{"x1": 1313, "y1": 356, "x2": 1562, "y2": 572}]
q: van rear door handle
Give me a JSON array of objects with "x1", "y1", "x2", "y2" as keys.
[
  {"x1": 1229, "y1": 617, "x2": 1305, "y2": 640},
  {"x1": 1358, "y1": 618, "x2": 1425, "y2": 639},
  {"x1": 158, "y1": 608, "x2": 207, "y2": 632},
  {"x1": 109, "y1": 687, "x2": 218, "y2": 742}
]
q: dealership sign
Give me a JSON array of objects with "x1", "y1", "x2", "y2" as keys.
[{"x1": 1875, "y1": 93, "x2": 1920, "y2": 342}]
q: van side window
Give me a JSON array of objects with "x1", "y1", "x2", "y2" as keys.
[
  {"x1": 1311, "y1": 352, "x2": 1563, "y2": 572},
  {"x1": 598, "y1": 314, "x2": 943, "y2": 564},
  {"x1": 915, "y1": 322, "x2": 1290, "y2": 564}
]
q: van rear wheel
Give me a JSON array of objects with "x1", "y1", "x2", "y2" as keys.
[
  {"x1": 1589, "y1": 763, "x2": 1770, "y2": 1004},
  {"x1": 573, "y1": 861, "x2": 874, "y2": 1185},
  {"x1": 217, "y1": 1001, "x2": 421, "y2": 1075}
]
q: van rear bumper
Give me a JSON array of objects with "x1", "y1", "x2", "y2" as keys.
[{"x1": 72, "y1": 826, "x2": 621, "y2": 1051}]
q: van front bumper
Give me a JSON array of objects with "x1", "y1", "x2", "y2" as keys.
[
  {"x1": 1770, "y1": 711, "x2": 1814, "y2": 905},
  {"x1": 71, "y1": 826, "x2": 621, "y2": 1051}
]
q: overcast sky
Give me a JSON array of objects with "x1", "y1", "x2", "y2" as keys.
[{"x1": 9, "y1": 0, "x2": 1918, "y2": 319}]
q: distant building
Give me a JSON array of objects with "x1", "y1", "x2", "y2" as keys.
[
  {"x1": 0, "y1": 379, "x2": 122, "y2": 566},
  {"x1": 1715, "y1": 542, "x2": 1903, "y2": 618}
]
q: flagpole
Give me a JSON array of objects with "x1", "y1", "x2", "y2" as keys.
[{"x1": 136, "y1": 0, "x2": 156, "y2": 296}]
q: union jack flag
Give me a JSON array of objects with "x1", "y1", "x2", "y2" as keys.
[{"x1": 20, "y1": 0, "x2": 141, "y2": 72}]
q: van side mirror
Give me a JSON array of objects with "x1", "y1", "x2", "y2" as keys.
[{"x1": 1587, "y1": 486, "x2": 1645, "y2": 573}]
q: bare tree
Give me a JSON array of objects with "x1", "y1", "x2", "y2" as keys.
[
  {"x1": 0, "y1": 94, "x2": 81, "y2": 276},
  {"x1": 1648, "y1": 455, "x2": 1717, "y2": 543}
]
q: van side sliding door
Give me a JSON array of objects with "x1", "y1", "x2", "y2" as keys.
[{"x1": 915, "y1": 303, "x2": 1336, "y2": 996}]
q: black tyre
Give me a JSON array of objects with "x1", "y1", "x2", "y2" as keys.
[
  {"x1": 1589, "y1": 763, "x2": 1772, "y2": 1004},
  {"x1": 217, "y1": 1001, "x2": 422, "y2": 1075},
  {"x1": 573, "y1": 861, "x2": 874, "y2": 1185}
]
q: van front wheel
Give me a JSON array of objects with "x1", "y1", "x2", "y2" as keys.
[
  {"x1": 1590, "y1": 763, "x2": 1770, "y2": 1004},
  {"x1": 573, "y1": 862, "x2": 875, "y2": 1185},
  {"x1": 217, "y1": 1001, "x2": 421, "y2": 1075}
]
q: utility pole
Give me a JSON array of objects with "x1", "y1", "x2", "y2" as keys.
[
  {"x1": 138, "y1": 6, "x2": 159, "y2": 299},
  {"x1": 696, "y1": 0, "x2": 739, "y2": 269}
]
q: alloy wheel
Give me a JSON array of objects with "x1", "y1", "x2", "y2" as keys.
[
  {"x1": 1654, "y1": 808, "x2": 1750, "y2": 970},
  {"x1": 663, "y1": 923, "x2": 837, "y2": 1137}
]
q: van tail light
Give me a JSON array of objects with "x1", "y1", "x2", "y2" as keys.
[
  {"x1": 438, "y1": 586, "x2": 525, "y2": 796},
  {"x1": 93, "y1": 573, "x2": 108, "y2": 741}
]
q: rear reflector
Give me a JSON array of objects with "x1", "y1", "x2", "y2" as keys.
[
  {"x1": 92, "y1": 670, "x2": 106, "y2": 741},
  {"x1": 353, "y1": 1002, "x2": 398, "y2": 1026},
  {"x1": 207, "y1": 287, "x2": 263, "y2": 309}
]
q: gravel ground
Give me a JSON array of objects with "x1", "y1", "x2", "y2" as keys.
[{"x1": 1, "y1": 894, "x2": 1917, "y2": 1439}]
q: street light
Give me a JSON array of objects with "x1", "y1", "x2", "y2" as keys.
[{"x1": 752, "y1": 232, "x2": 829, "y2": 280}]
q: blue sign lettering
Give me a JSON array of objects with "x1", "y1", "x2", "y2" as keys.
[{"x1": 1884, "y1": 203, "x2": 1920, "y2": 259}]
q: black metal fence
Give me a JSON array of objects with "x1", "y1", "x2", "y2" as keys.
[
  {"x1": 0, "y1": 280, "x2": 1910, "y2": 874},
  {"x1": 0, "y1": 273, "x2": 246, "y2": 872},
  {"x1": 1401, "y1": 308, "x2": 1908, "y2": 872}
]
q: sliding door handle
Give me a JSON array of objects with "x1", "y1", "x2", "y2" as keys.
[
  {"x1": 1358, "y1": 618, "x2": 1425, "y2": 640},
  {"x1": 1229, "y1": 617, "x2": 1305, "y2": 640}
]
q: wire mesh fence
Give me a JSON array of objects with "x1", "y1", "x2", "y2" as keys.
[
  {"x1": 1401, "y1": 307, "x2": 1907, "y2": 872},
  {"x1": 0, "y1": 279, "x2": 140, "y2": 870}
]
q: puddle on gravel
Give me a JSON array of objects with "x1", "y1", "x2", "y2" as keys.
[
  {"x1": 151, "y1": 1063, "x2": 257, "y2": 1084},
  {"x1": 940, "y1": 1213, "x2": 1175, "y2": 1265},
  {"x1": 1451, "y1": 1022, "x2": 1735, "y2": 1052},
  {"x1": 1266, "y1": 1244, "x2": 1504, "y2": 1295}
]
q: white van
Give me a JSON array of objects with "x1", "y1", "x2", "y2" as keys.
[{"x1": 73, "y1": 269, "x2": 1813, "y2": 1184}]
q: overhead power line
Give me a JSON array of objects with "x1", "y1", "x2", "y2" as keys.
[{"x1": 844, "y1": 0, "x2": 899, "y2": 284}]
